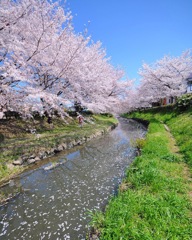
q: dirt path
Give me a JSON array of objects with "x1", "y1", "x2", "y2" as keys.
[{"x1": 164, "y1": 124, "x2": 192, "y2": 203}]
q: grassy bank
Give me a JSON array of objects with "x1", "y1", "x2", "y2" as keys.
[
  {"x1": 124, "y1": 106, "x2": 192, "y2": 168},
  {"x1": 89, "y1": 107, "x2": 192, "y2": 239},
  {"x1": 0, "y1": 114, "x2": 118, "y2": 184}
]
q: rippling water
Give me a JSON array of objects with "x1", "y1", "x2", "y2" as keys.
[{"x1": 0, "y1": 118, "x2": 146, "y2": 240}]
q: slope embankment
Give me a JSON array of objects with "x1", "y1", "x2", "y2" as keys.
[
  {"x1": 0, "y1": 114, "x2": 118, "y2": 187},
  {"x1": 89, "y1": 106, "x2": 192, "y2": 240}
]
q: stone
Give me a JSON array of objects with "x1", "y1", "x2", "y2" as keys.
[
  {"x1": 39, "y1": 152, "x2": 46, "y2": 159},
  {"x1": 22, "y1": 155, "x2": 31, "y2": 161},
  {"x1": 34, "y1": 157, "x2": 41, "y2": 161},
  {"x1": 71, "y1": 140, "x2": 76, "y2": 146},
  {"x1": 67, "y1": 143, "x2": 72, "y2": 149},
  {"x1": 45, "y1": 150, "x2": 51, "y2": 155},
  {"x1": 62, "y1": 143, "x2": 67, "y2": 149},
  {"x1": 13, "y1": 158, "x2": 23, "y2": 165},
  {"x1": 50, "y1": 148, "x2": 55, "y2": 154},
  {"x1": 42, "y1": 154, "x2": 47, "y2": 159},
  {"x1": 57, "y1": 145, "x2": 63, "y2": 151},
  {"x1": 90, "y1": 234, "x2": 99, "y2": 240},
  {"x1": 27, "y1": 158, "x2": 36, "y2": 164},
  {"x1": 164, "y1": 124, "x2": 170, "y2": 132},
  {"x1": 76, "y1": 140, "x2": 81, "y2": 145},
  {"x1": 28, "y1": 155, "x2": 35, "y2": 159},
  {"x1": 9, "y1": 180, "x2": 15, "y2": 187}
]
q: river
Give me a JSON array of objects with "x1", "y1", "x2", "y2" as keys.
[{"x1": 0, "y1": 118, "x2": 147, "y2": 240}]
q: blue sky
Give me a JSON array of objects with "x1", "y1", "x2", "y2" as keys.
[{"x1": 65, "y1": 0, "x2": 192, "y2": 84}]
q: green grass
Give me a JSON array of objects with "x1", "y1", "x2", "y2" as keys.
[
  {"x1": 89, "y1": 107, "x2": 192, "y2": 240},
  {"x1": 123, "y1": 105, "x2": 192, "y2": 167}
]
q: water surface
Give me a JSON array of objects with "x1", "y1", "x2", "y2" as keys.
[{"x1": 0, "y1": 118, "x2": 146, "y2": 240}]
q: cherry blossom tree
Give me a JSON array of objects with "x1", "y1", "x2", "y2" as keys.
[
  {"x1": 0, "y1": 0, "x2": 133, "y2": 117},
  {"x1": 0, "y1": 0, "x2": 72, "y2": 115},
  {"x1": 134, "y1": 50, "x2": 192, "y2": 108}
]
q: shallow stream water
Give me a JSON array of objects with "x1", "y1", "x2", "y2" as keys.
[{"x1": 0, "y1": 118, "x2": 147, "y2": 240}]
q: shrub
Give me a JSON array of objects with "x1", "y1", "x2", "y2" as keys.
[
  {"x1": 100, "y1": 113, "x2": 113, "y2": 117},
  {"x1": 0, "y1": 133, "x2": 4, "y2": 143},
  {"x1": 176, "y1": 94, "x2": 192, "y2": 111},
  {"x1": 130, "y1": 138, "x2": 146, "y2": 156},
  {"x1": 135, "y1": 138, "x2": 146, "y2": 149}
]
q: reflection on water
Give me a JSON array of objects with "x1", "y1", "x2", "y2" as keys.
[{"x1": 0, "y1": 118, "x2": 146, "y2": 240}]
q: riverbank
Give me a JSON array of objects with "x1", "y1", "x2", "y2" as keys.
[
  {"x1": 0, "y1": 114, "x2": 118, "y2": 188},
  {"x1": 89, "y1": 106, "x2": 192, "y2": 239},
  {"x1": 0, "y1": 117, "x2": 146, "y2": 239}
]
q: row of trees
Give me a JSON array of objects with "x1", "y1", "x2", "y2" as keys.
[
  {"x1": 126, "y1": 51, "x2": 192, "y2": 111},
  {"x1": 1, "y1": 1, "x2": 192, "y2": 117},
  {"x1": 0, "y1": 0, "x2": 132, "y2": 118}
]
